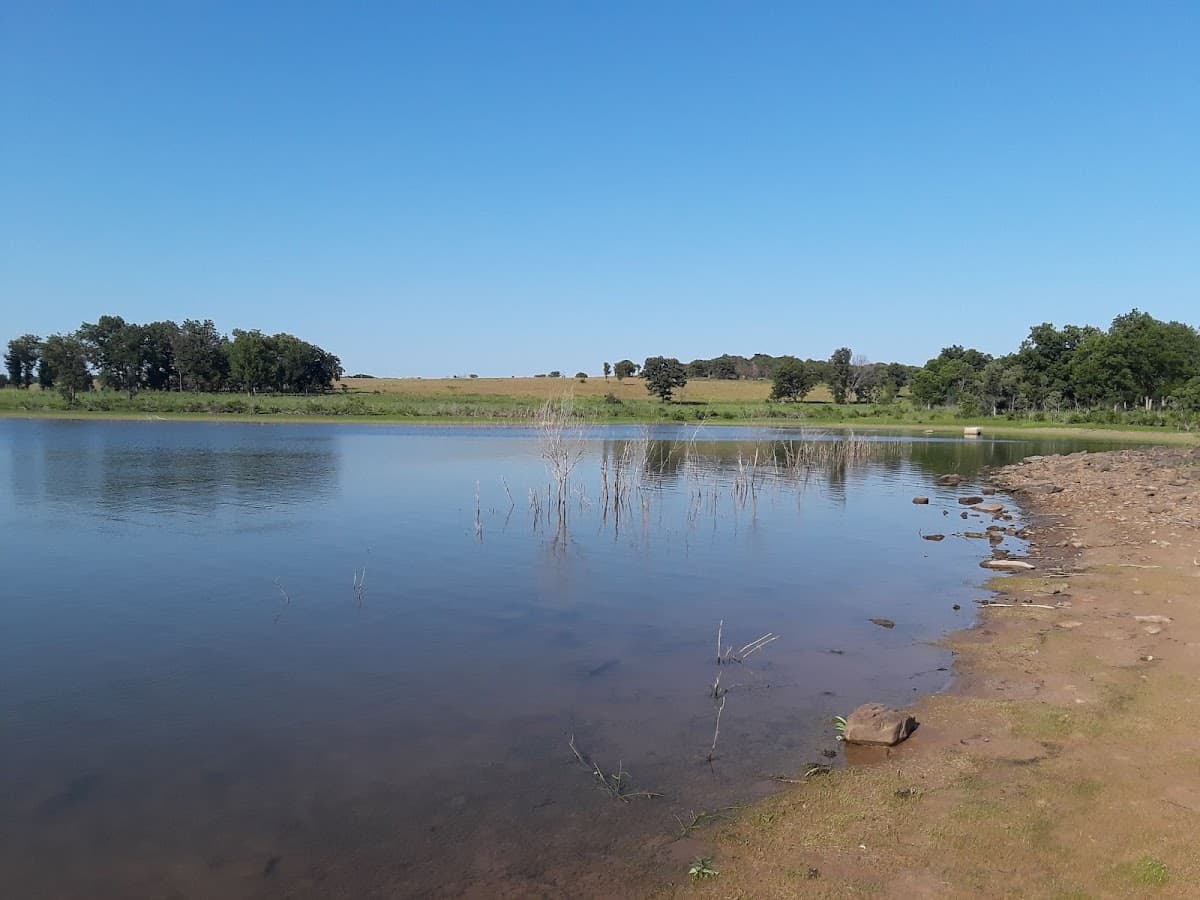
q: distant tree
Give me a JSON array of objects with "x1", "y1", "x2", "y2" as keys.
[
  {"x1": 575, "y1": 371, "x2": 588, "y2": 381},
  {"x1": 548, "y1": 370, "x2": 562, "y2": 378},
  {"x1": 0, "y1": 373, "x2": 7, "y2": 388},
  {"x1": 614, "y1": 359, "x2": 638, "y2": 380},
  {"x1": 172, "y1": 319, "x2": 229, "y2": 391},
  {"x1": 227, "y1": 330, "x2": 274, "y2": 394},
  {"x1": 1171, "y1": 376, "x2": 1200, "y2": 421},
  {"x1": 603, "y1": 362, "x2": 611, "y2": 380},
  {"x1": 642, "y1": 356, "x2": 688, "y2": 401},
  {"x1": 40, "y1": 334, "x2": 92, "y2": 402},
  {"x1": 4, "y1": 334, "x2": 41, "y2": 388},
  {"x1": 829, "y1": 347, "x2": 853, "y2": 404},
  {"x1": 769, "y1": 357, "x2": 816, "y2": 401},
  {"x1": 78, "y1": 316, "x2": 147, "y2": 397},
  {"x1": 710, "y1": 355, "x2": 738, "y2": 380},
  {"x1": 142, "y1": 320, "x2": 180, "y2": 390},
  {"x1": 849, "y1": 354, "x2": 877, "y2": 402}
]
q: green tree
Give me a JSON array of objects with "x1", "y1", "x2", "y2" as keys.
[
  {"x1": 141, "y1": 320, "x2": 180, "y2": 390},
  {"x1": 227, "y1": 329, "x2": 274, "y2": 393},
  {"x1": 4, "y1": 334, "x2": 42, "y2": 388},
  {"x1": 40, "y1": 334, "x2": 92, "y2": 402},
  {"x1": 642, "y1": 356, "x2": 687, "y2": 401},
  {"x1": 614, "y1": 359, "x2": 638, "y2": 380},
  {"x1": 603, "y1": 361, "x2": 611, "y2": 380},
  {"x1": 828, "y1": 347, "x2": 852, "y2": 404},
  {"x1": 769, "y1": 357, "x2": 816, "y2": 401},
  {"x1": 172, "y1": 319, "x2": 230, "y2": 391},
  {"x1": 78, "y1": 315, "x2": 147, "y2": 396}
]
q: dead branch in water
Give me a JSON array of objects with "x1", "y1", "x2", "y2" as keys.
[
  {"x1": 706, "y1": 695, "x2": 726, "y2": 763},
  {"x1": 352, "y1": 567, "x2": 367, "y2": 607},
  {"x1": 568, "y1": 734, "x2": 662, "y2": 802}
]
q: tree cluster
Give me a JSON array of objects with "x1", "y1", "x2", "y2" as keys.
[
  {"x1": 5, "y1": 316, "x2": 342, "y2": 402},
  {"x1": 909, "y1": 310, "x2": 1200, "y2": 415}
]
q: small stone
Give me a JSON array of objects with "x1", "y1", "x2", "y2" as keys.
[
  {"x1": 981, "y1": 559, "x2": 1035, "y2": 571},
  {"x1": 1134, "y1": 615, "x2": 1171, "y2": 624},
  {"x1": 952, "y1": 604, "x2": 961, "y2": 611},
  {"x1": 1058, "y1": 620, "x2": 1084, "y2": 629},
  {"x1": 982, "y1": 487, "x2": 997, "y2": 496},
  {"x1": 1145, "y1": 625, "x2": 1163, "y2": 635},
  {"x1": 844, "y1": 703, "x2": 916, "y2": 746},
  {"x1": 922, "y1": 534, "x2": 946, "y2": 541},
  {"x1": 958, "y1": 496, "x2": 985, "y2": 505},
  {"x1": 973, "y1": 502, "x2": 1005, "y2": 514},
  {"x1": 869, "y1": 617, "x2": 896, "y2": 629},
  {"x1": 912, "y1": 497, "x2": 930, "y2": 504}
]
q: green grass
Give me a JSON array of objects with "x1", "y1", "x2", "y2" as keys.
[{"x1": 1, "y1": 386, "x2": 1198, "y2": 439}]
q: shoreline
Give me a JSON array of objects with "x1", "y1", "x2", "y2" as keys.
[
  {"x1": 663, "y1": 444, "x2": 1200, "y2": 897},
  {"x1": 2, "y1": 409, "x2": 1197, "y2": 445}
]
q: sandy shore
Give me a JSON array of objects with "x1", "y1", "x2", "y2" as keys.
[{"x1": 658, "y1": 444, "x2": 1200, "y2": 898}]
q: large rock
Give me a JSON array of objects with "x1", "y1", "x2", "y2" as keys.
[
  {"x1": 981, "y1": 559, "x2": 1035, "y2": 571},
  {"x1": 958, "y1": 496, "x2": 985, "y2": 505},
  {"x1": 973, "y1": 502, "x2": 1005, "y2": 514},
  {"x1": 936, "y1": 474, "x2": 965, "y2": 486},
  {"x1": 844, "y1": 703, "x2": 916, "y2": 746}
]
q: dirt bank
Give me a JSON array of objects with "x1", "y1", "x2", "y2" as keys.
[{"x1": 658, "y1": 444, "x2": 1200, "y2": 898}]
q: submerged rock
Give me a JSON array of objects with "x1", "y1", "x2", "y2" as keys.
[
  {"x1": 869, "y1": 617, "x2": 896, "y2": 628},
  {"x1": 922, "y1": 534, "x2": 946, "y2": 541},
  {"x1": 958, "y1": 496, "x2": 985, "y2": 505},
  {"x1": 912, "y1": 496, "x2": 930, "y2": 504},
  {"x1": 936, "y1": 474, "x2": 965, "y2": 486},
  {"x1": 844, "y1": 703, "x2": 916, "y2": 746}
]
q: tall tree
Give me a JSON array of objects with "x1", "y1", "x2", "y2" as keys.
[
  {"x1": 613, "y1": 359, "x2": 638, "y2": 380},
  {"x1": 172, "y1": 319, "x2": 229, "y2": 391},
  {"x1": 39, "y1": 334, "x2": 92, "y2": 402},
  {"x1": 769, "y1": 357, "x2": 816, "y2": 401},
  {"x1": 641, "y1": 356, "x2": 687, "y2": 401},
  {"x1": 4, "y1": 334, "x2": 41, "y2": 388},
  {"x1": 602, "y1": 361, "x2": 611, "y2": 380},
  {"x1": 79, "y1": 315, "x2": 147, "y2": 396},
  {"x1": 828, "y1": 347, "x2": 853, "y2": 404}
]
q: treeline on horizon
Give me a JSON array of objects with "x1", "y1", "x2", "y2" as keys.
[
  {"x1": 598, "y1": 308, "x2": 1200, "y2": 417},
  {"x1": 3, "y1": 316, "x2": 343, "y2": 401},
  {"x1": 907, "y1": 309, "x2": 1200, "y2": 417}
]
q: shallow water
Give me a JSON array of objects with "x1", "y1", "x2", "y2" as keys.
[{"x1": 0, "y1": 420, "x2": 1132, "y2": 897}]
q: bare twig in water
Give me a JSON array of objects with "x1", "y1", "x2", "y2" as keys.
[
  {"x1": 273, "y1": 578, "x2": 291, "y2": 623},
  {"x1": 706, "y1": 695, "x2": 726, "y2": 763},
  {"x1": 568, "y1": 733, "x2": 662, "y2": 802},
  {"x1": 352, "y1": 567, "x2": 367, "y2": 607}
]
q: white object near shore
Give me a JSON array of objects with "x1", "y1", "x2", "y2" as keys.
[
  {"x1": 963, "y1": 426, "x2": 983, "y2": 437},
  {"x1": 981, "y1": 559, "x2": 1036, "y2": 571}
]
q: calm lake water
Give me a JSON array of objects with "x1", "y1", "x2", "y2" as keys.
[{"x1": 0, "y1": 420, "x2": 1128, "y2": 898}]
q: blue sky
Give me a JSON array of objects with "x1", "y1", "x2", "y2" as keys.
[{"x1": 2, "y1": 2, "x2": 1196, "y2": 376}]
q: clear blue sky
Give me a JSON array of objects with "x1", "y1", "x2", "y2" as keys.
[{"x1": 2, "y1": 2, "x2": 1196, "y2": 376}]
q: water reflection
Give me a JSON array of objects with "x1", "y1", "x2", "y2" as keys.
[
  {"x1": 7, "y1": 421, "x2": 339, "y2": 523},
  {"x1": 0, "y1": 420, "x2": 1144, "y2": 899}
]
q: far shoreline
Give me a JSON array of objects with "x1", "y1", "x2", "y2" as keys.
[{"x1": 2, "y1": 407, "x2": 1198, "y2": 445}]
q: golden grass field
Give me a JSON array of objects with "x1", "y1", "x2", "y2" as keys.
[{"x1": 339, "y1": 376, "x2": 835, "y2": 403}]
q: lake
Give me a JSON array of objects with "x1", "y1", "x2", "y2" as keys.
[{"x1": 0, "y1": 420, "x2": 1120, "y2": 898}]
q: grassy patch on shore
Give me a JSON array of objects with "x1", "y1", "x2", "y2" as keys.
[{"x1": 2, "y1": 379, "x2": 1198, "y2": 442}]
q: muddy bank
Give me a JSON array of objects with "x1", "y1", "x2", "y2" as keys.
[{"x1": 662, "y1": 443, "x2": 1200, "y2": 898}]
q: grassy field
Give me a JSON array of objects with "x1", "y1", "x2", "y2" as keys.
[
  {"x1": 2, "y1": 378, "x2": 1197, "y2": 442},
  {"x1": 340, "y1": 375, "x2": 833, "y2": 402}
]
